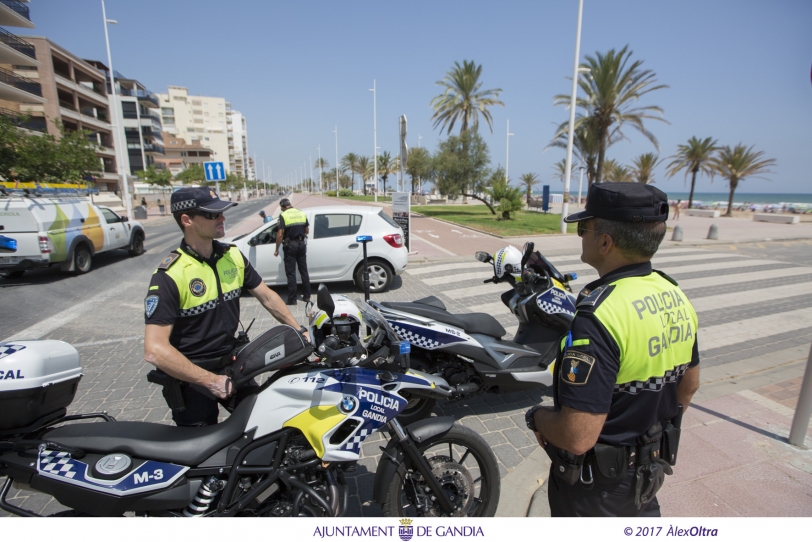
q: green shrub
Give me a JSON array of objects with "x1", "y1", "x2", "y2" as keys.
[
  {"x1": 325, "y1": 190, "x2": 337, "y2": 196},
  {"x1": 338, "y1": 189, "x2": 354, "y2": 197}
]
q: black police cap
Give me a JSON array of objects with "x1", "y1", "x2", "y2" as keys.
[
  {"x1": 170, "y1": 187, "x2": 237, "y2": 214},
  {"x1": 279, "y1": 198, "x2": 291, "y2": 208},
  {"x1": 564, "y1": 182, "x2": 669, "y2": 223}
]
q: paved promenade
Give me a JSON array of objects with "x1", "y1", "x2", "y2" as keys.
[{"x1": 2, "y1": 196, "x2": 811, "y2": 517}]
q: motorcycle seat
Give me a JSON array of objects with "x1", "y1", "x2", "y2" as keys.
[
  {"x1": 381, "y1": 301, "x2": 506, "y2": 338},
  {"x1": 42, "y1": 395, "x2": 258, "y2": 466}
]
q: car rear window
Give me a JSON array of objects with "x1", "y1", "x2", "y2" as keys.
[
  {"x1": 377, "y1": 210, "x2": 400, "y2": 230},
  {"x1": 313, "y1": 214, "x2": 363, "y2": 239}
]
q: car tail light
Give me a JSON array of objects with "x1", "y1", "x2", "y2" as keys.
[
  {"x1": 384, "y1": 233, "x2": 403, "y2": 248},
  {"x1": 39, "y1": 235, "x2": 52, "y2": 254}
]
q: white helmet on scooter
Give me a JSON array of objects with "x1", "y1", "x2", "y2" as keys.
[{"x1": 493, "y1": 245, "x2": 523, "y2": 283}]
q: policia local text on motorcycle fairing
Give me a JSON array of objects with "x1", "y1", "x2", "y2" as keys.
[
  {"x1": 142, "y1": 187, "x2": 308, "y2": 427},
  {"x1": 527, "y1": 183, "x2": 701, "y2": 517}
]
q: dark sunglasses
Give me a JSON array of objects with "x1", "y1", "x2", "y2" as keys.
[
  {"x1": 187, "y1": 211, "x2": 223, "y2": 220},
  {"x1": 577, "y1": 221, "x2": 607, "y2": 238}
]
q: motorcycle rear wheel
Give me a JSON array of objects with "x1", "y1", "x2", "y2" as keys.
[{"x1": 381, "y1": 424, "x2": 500, "y2": 517}]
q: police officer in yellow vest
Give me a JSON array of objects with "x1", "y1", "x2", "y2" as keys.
[
  {"x1": 274, "y1": 198, "x2": 311, "y2": 305},
  {"x1": 143, "y1": 187, "x2": 307, "y2": 427},
  {"x1": 526, "y1": 182, "x2": 701, "y2": 516}
]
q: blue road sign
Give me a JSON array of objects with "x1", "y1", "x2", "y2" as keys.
[{"x1": 204, "y1": 161, "x2": 226, "y2": 181}]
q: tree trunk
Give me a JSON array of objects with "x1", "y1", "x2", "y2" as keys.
[
  {"x1": 688, "y1": 168, "x2": 698, "y2": 209},
  {"x1": 594, "y1": 127, "x2": 609, "y2": 184},
  {"x1": 462, "y1": 192, "x2": 496, "y2": 214},
  {"x1": 725, "y1": 179, "x2": 737, "y2": 217}
]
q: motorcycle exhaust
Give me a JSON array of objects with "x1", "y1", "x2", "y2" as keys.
[{"x1": 453, "y1": 383, "x2": 480, "y2": 395}]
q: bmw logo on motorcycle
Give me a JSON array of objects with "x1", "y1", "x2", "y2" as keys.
[{"x1": 339, "y1": 395, "x2": 357, "y2": 413}]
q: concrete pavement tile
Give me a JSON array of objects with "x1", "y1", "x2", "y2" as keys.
[
  {"x1": 681, "y1": 405, "x2": 721, "y2": 427},
  {"x1": 497, "y1": 463, "x2": 508, "y2": 479},
  {"x1": 658, "y1": 483, "x2": 742, "y2": 517},
  {"x1": 773, "y1": 458, "x2": 812, "y2": 489},
  {"x1": 667, "y1": 429, "x2": 738, "y2": 484},
  {"x1": 492, "y1": 443, "x2": 524, "y2": 469},
  {"x1": 115, "y1": 408, "x2": 152, "y2": 422},
  {"x1": 480, "y1": 431, "x2": 508, "y2": 446},
  {"x1": 690, "y1": 417, "x2": 790, "y2": 464},
  {"x1": 502, "y1": 427, "x2": 536, "y2": 448},
  {"x1": 458, "y1": 417, "x2": 487, "y2": 434},
  {"x1": 483, "y1": 417, "x2": 517, "y2": 431},
  {"x1": 518, "y1": 445, "x2": 539, "y2": 458},
  {"x1": 697, "y1": 462, "x2": 812, "y2": 516},
  {"x1": 700, "y1": 392, "x2": 770, "y2": 415}
]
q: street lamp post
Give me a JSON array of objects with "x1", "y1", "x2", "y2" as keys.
[
  {"x1": 101, "y1": 0, "x2": 132, "y2": 220},
  {"x1": 333, "y1": 126, "x2": 339, "y2": 195},
  {"x1": 317, "y1": 145, "x2": 322, "y2": 193},
  {"x1": 369, "y1": 80, "x2": 377, "y2": 202},
  {"x1": 559, "y1": 0, "x2": 584, "y2": 234},
  {"x1": 577, "y1": 164, "x2": 585, "y2": 210},
  {"x1": 505, "y1": 119, "x2": 514, "y2": 182}
]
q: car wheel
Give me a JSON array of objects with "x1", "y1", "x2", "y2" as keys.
[
  {"x1": 73, "y1": 245, "x2": 92, "y2": 274},
  {"x1": 356, "y1": 260, "x2": 393, "y2": 293},
  {"x1": 129, "y1": 232, "x2": 145, "y2": 256}
]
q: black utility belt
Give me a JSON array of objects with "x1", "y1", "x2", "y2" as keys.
[
  {"x1": 284, "y1": 236, "x2": 306, "y2": 244},
  {"x1": 190, "y1": 354, "x2": 233, "y2": 371}
]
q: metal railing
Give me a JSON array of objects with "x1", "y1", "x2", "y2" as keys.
[
  {"x1": 143, "y1": 143, "x2": 165, "y2": 155},
  {"x1": 1, "y1": 107, "x2": 46, "y2": 132},
  {"x1": 119, "y1": 87, "x2": 159, "y2": 107},
  {"x1": 0, "y1": 0, "x2": 30, "y2": 22},
  {"x1": 0, "y1": 66, "x2": 41, "y2": 96},
  {"x1": 0, "y1": 27, "x2": 35, "y2": 59}
]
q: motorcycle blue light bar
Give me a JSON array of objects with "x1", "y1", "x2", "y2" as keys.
[
  {"x1": 571, "y1": 272, "x2": 578, "y2": 280},
  {"x1": 0, "y1": 235, "x2": 17, "y2": 253},
  {"x1": 399, "y1": 341, "x2": 411, "y2": 355},
  {"x1": 356, "y1": 235, "x2": 373, "y2": 243}
]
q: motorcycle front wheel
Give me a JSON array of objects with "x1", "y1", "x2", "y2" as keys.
[{"x1": 381, "y1": 425, "x2": 500, "y2": 517}]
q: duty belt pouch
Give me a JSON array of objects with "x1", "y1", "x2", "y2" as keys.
[
  {"x1": 661, "y1": 422, "x2": 680, "y2": 466},
  {"x1": 548, "y1": 444, "x2": 585, "y2": 486},
  {"x1": 227, "y1": 325, "x2": 312, "y2": 386},
  {"x1": 591, "y1": 443, "x2": 629, "y2": 485},
  {"x1": 633, "y1": 422, "x2": 673, "y2": 509},
  {"x1": 147, "y1": 369, "x2": 186, "y2": 413}
]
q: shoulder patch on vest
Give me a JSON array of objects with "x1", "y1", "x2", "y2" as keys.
[
  {"x1": 654, "y1": 269, "x2": 679, "y2": 286},
  {"x1": 560, "y1": 350, "x2": 595, "y2": 385},
  {"x1": 157, "y1": 251, "x2": 181, "y2": 270},
  {"x1": 577, "y1": 284, "x2": 615, "y2": 311}
]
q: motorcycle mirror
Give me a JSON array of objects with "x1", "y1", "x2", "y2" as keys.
[
  {"x1": 520, "y1": 242, "x2": 535, "y2": 269},
  {"x1": 474, "y1": 251, "x2": 492, "y2": 264},
  {"x1": 317, "y1": 284, "x2": 335, "y2": 322}
]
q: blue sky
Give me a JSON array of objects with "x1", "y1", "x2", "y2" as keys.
[{"x1": 17, "y1": 0, "x2": 812, "y2": 194}]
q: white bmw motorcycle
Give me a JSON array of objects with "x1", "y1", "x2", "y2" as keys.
[{"x1": 0, "y1": 285, "x2": 500, "y2": 517}]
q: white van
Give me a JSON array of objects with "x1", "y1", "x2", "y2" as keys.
[{"x1": 0, "y1": 191, "x2": 145, "y2": 278}]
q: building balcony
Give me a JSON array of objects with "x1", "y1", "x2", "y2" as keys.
[
  {"x1": 1, "y1": 106, "x2": 46, "y2": 132},
  {"x1": 0, "y1": 66, "x2": 45, "y2": 103},
  {"x1": 0, "y1": 0, "x2": 34, "y2": 28},
  {"x1": 143, "y1": 143, "x2": 165, "y2": 155},
  {"x1": 119, "y1": 87, "x2": 159, "y2": 108},
  {"x1": 0, "y1": 27, "x2": 38, "y2": 65},
  {"x1": 54, "y1": 73, "x2": 107, "y2": 104}
]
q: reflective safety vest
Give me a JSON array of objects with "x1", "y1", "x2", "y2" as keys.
[{"x1": 280, "y1": 207, "x2": 307, "y2": 227}]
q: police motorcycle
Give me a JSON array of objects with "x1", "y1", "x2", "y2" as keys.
[
  {"x1": 0, "y1": 285, "x2": 500, "y2": 518},
  {"x1": 375, "y1": 242, "x2": 579, "y2": 424}
]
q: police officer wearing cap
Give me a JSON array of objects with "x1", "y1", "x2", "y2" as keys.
[
  {"x1": 143, "y1": 187, "x2": 308, "y2": 427},
  {"x1": 526, "y1": 182, "x2": 701, "y2": 516},
  {"x1": 274, "y1": 198, "x2": 311, "y2": 305}
]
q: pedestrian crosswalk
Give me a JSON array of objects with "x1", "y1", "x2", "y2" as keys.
[{"x1": 403, "y1": 247, "x2": 812, "y2": 360}]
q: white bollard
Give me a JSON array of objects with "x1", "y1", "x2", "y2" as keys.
[
  {"x1": 707, "y1": 223, "x2": 719, "y2": 240},
  {"x1": 671, "y1": 224, "x2": 683, "y2": 242}
]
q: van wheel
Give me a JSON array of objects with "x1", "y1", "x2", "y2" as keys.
[
  {"x1": 73, "y1": 245, "x2": 92, "y2": 274},
  {"x1": 129, "y1": 232, "x2": 145, "y2": 256},
  {"x1": 1, "y1": 270, "x2": 24, "y2": 279},
  {"x1": 356, "y1": 260, "x2": 393, "y2": 293}
]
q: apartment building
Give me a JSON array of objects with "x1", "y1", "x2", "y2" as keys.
[
  {"x1": 0, "y1": 0, "x2": 46, "y2": 133},
  {"x1": 155, "y1": 132, "x2": 212, "y2": 176},
  {"x1": 157, "y1": 86, "x2": 230, "y2": 171},
  {"x1": 85, "y1": 61, "x2": 164, "y2": 176},
  {"x1": 18, "y1": 37, "x2": 120, "y2": 192},
  {"x1": 228, "y1": 108, "x2": 252, "y2": 179}
]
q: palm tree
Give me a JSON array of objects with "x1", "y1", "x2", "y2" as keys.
[
  {"x1": 519, "y1": 172, "x2": 539, "y2": 206},
  {"x1": 711, "y1": 144, "x2": 776, "y2": 217},
  {"x1": 356, "y1": 155, "x2": 372, "y2": 195},
  {"x1": 552, "y1": 159, "x2": 571, "y2": 184},
  {"x1": 555, "y1": 46, "x2": 668, "y2": 184},
  {"x1": 430, "y1": 60, "x2": 504, "y2": 135},
  {"x1": 603, "y1": 159, "x2": 633, "y2": 183},
  {"x1": 547, "y1": 114, "x2": 604, "y2": 187},
  {"x1": 377, "y1": 151, "x2": 399, "y2": 195},
  {"x1": 666, "y1": 136, "x2": 718, "y2": 208},
  {"x1": 341, "y1": 153, "x2": 360, "y2": 194},
  {"x1": 314, "y1": 157, "x2": 329, "y2": 192},
  {"x1": 631, "y1": 153, "x2": 662, "y2": 184}
]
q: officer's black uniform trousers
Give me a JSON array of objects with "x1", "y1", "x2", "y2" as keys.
[
  {"x1": 284, "y1": 239, "x2": 311, "y2": 303},
  {"x1": 548, "y1": 465, "x2": 660, "y2": 517}
]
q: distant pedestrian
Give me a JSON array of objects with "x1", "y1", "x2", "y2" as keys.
[
  {"x1": 673, "y1": 200, "x2": 681, "y2": 220},
  {"x1": 259, "y1": 210, "x2": 272, "y2": 223},
  {"x1": 141, "y1": 196, "x2": 149, "y2": 211}
]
